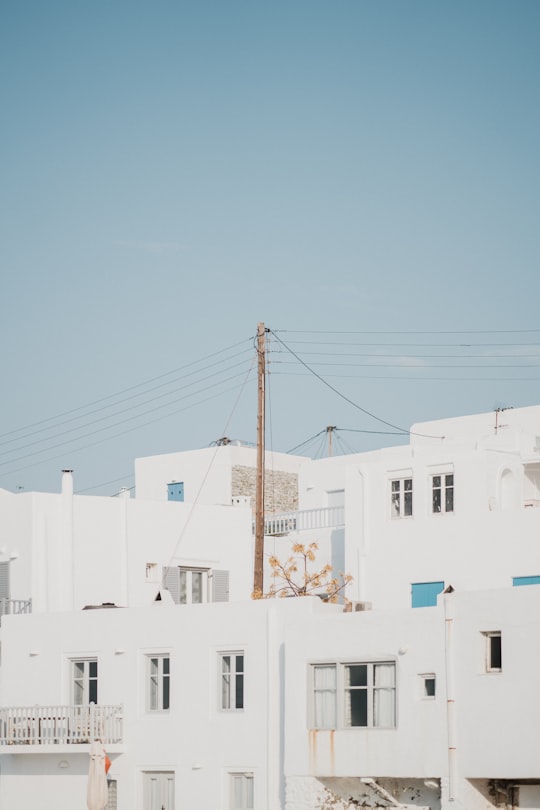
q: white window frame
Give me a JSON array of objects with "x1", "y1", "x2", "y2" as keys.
[
  {"x1": 71, "y1": 658, "x2": 98, "y2": 705},
  {"x1": 105, "y1": 779, "x2": 117, "y2": 810},
  {"x1": 431, "y1": 473, "x2": 454, "y2": 514},
  {"x1": 179, "y1": 567, "x2": 208, "y2": 604},
  {"x1": 484, "y1": 632, "x2": 502, "y2": 673},
  {"x1": 229, "y1": 772, "x2": 254, "y2": 810},
  {"x1": 219, "y1": 651, "x2": 244, "y2": 711},
  {"x1": 390, "y1": 478, "x2": 413, "y2": 518},
  {"x1": 145, "y1": 562, "x2": 159, "y2": 582},
  {"x1": 147, "y1": 654, "x2": 171, "y2": 712},
  {"x1": 310, "y1": 661, "x2": 396, "y2": 729},
  {"x1": 420, "y1": 673, "x2": 436, "y2": 699}
]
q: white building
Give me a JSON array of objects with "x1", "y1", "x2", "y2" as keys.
[{"x1": 0, "y1": 405, "x2": 539, "y2": 810}]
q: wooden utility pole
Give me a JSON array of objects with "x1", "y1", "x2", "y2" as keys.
[
  {"x1": 327, "y1": 425, "x2": 336, "y2": 457},
  {"x1": 253, "y1": 322, "x2": 266, "y2": 597}
]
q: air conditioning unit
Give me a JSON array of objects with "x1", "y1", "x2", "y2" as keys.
[{"x1": 344, "y1": 600, "x2": 372, "y2": 613}]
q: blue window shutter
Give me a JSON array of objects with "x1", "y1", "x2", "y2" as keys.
[
  {"x1": 411, "y1": 581, "x2": 445, "y2": 608},
  {"x1": 167, "y1": 482, "x2": 184, "y2": 502},
  {"x1": 513, "y1": 575, "x2": 540, "y2": 587}
]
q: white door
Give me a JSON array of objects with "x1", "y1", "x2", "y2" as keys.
[{"x1": 144, "y1": 772, "x2": 175, "y2": 810}]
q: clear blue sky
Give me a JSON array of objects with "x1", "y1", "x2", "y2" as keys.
[{"x1": 1, "y1": 0, "x2": 539, "y2": 495}]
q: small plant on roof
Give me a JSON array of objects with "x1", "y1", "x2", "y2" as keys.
[{"x1": 264, "y1": 542, "x2": 352, "y2": 602}]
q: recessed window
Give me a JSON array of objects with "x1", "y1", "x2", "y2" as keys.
[
  {"x1": 72, "y1": 659, "x2": 98, "y2": 705},
  {"x1": 432, "y1": 474, "x2": 454, "y2": 514},
  {"x1": 105, "y1": 779, "x2": 117, "y2": 810},
  {"x1": 420, "y1": 673, "x2": 436, "y2": 698},
  {"x1": 484, "y1": 632, "x2": 502, "y2": 672},
  {"x1": 311, "y1": 661, "x2": 396, "y2": 729},
  {"x1": 391, "y1": 478, "x2": 413, "y2": 518},
  {"x1": 180, "y1": 568, "x2": 207, "y2": 604},
  {"x1": 220, "y1": 652, "x2": 244, "y2": 711},
  {"x1": 230, "y1": 773, "x2": 254, "y2": 810},
  {"x1": 147, "y1": 655, "x2": 170, "y2": 711},
  {"x1": 145, "y1": 563, "x2": 158, "y2": 582},
  {"x1": 163, "y1": 566, "x2": 209, "y2": 604}
]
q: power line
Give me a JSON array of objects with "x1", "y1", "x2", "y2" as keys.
[
  {"x1": 0, "y1": 356, "x2": 254, "y2": 459},
  {"x1": 273, "y1": 371, "x2": 540, "y2": 382},
  {"x1": 273, "y1": 360, "x2": 540, "y2": 369},
  {"x1": 271, "y1": 351, "x2": 540, "y2": 359},
  {"x1": 0, "y1": 377, "x2": 254, "y2": 480},
  {"x1": 275, "y1": 329, "x2": 540, "y2": 335},
  {"x1": 276, "y1": 341, "x2": 540, "y2": 348},
  {"x1": 269, "y1": 331, "x2": 443, "y2": 439},
  {"x1": 76, "y1": 474, "x2": 135, "y2": 495},
  {"x1": 0, "y1": 337, "x2": 252, "y2": 441}
]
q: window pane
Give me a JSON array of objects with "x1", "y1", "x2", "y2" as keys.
[
  {"x1": 163, "y1": 657, "x2": 170, "y2": 675},
  {"x1": 74, "y1": 679, "x2": 84, "y2": 705},
  {"x1": 346, "y1": 664, "x2": 367, "y2": 687},
  {"x1": 163, "y1": 675, "x2": 170, "y2": 710},
  {"x1": 179, "y1": 570, "x2": 187, "y2": 604},
  {"x1": 404, "y1": 491, "x2": 413, "y2": 516},
  {"x1": 404, "y1": 479, "x2": 412, "y2": 492},
  {"x1": 313, "y1": 665, "x2": 336, "y2": 729},
  {"x1": 445, "y1": 487, "x2": 454, "y2": 512},
  {"x1": 374, "y1": 663, "x2": 395, "y2": 687},
  {"x1": 235, "y1": 673, "x2": 244, "y2": 709},
  {"x1": 89, "y1": 661, "x2": 98, "y2": 678},
  {"x1": 150, "y1": 675, "x2": 158, "y2": 710},
  {"x1": 432, "y1": 476, "x2": 441, "y2": 487},
  {"x1": 373, "y1": 687, "x2": 395, "y2": 727},
  {"x1": 314, "y1": 665, "x2": 336, "y2": 690},
  {"x1": 348, "y1": 689, "x2": 368, "y2": 726},
  {"x1": 192, "y1": 571, "x2": 203, "y2": 603},
  {"x1": 391, "y1": 493, "x2": 400, "y2": 517},
  {"x1": 89, "y1": 679, "x2": 98, "y2": 704},
  {"x1": 222, "y1": 674, "x2": 231, "y2": 709},
  {"x1": 432, "y1": 488, "x2": 441, "y2": 513},
  {"x1": 490, "y1": 635, "x2": 502, "y2": 670},
  {"x1": 314, "y1": 689, "x2": 336, "y2": 729},
  {"x1": 245, "y1": 775, "x2": 254, "y2": 809},
  {"x1": 232, "y1": 776, "x2": 243, "y2": 808},
  {"x1": 424, "y1": 677, "x2": 436, "y2": 697}
]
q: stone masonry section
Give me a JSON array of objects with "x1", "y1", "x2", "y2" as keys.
[{"x1": 231, "y1": 465, "x2": 298, "y2": 514}]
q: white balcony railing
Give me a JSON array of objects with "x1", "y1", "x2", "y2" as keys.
[
  {"x1": 0, "y1": 704, "x2": 123, "y2": 746},
  {"x1": 263, "y1": 506, "x2": 345, "y2": 536},
  {"x1": 0, "y1": 599, "x2": 32, "y2": 620}
]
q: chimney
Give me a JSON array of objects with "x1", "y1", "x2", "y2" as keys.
[{"x1": 61, "y1": 469, "x2": 74, "y2": 496}]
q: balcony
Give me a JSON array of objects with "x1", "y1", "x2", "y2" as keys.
[
  {"x1": 0, "y1": 598, "x2": 32, "y2": 623},
  {"x1": 0, "y1": 704, "x2": 123, "y2": 750},
  {"x1": 262, "y1": 506, "x2": 345, "y2": 536}
]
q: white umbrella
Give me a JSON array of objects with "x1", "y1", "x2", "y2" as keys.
[{"x1": 87, "y1": 740, "x2": 109, "y2": 810}]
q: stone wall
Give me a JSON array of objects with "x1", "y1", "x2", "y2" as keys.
[{"x1": 231, "y1": 465, "x2": 298, "y2": 513}]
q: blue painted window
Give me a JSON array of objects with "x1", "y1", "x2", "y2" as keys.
[
  {"x1": 167, "y1": 482, "x2": 184, "y2": 502},
  {"x1": 512, "y1": 575, "x2": 540, "y2": 587},
  {"x1": 411, "y1": 581, "x2": 445, "y2": 608}
]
